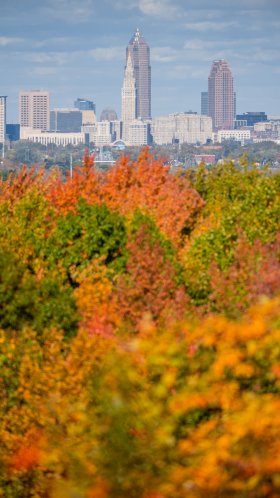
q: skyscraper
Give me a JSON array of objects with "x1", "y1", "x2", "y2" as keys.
[
  {"x1": 74, "y1": 98, "x2": 96, "y2": 112},
  {"x1": 0, "y1": 96, "x2": 7, "y2": 159},
  {"x1": 121, "y1": 51, "x2": 136, "y2": 141},
  {"x1": 50, "y1": 108, "x2": 82, "y2": 132},
  {"x1": 19, "y1": 90, "x2": 50, "y2": 131},
  {"x1": 201, "y1": 92, "x2": 208, "y2": 116},
  {"x1": 126, "y1": 28, "x2": 151, "y2": 120},
  {"x1": 208, "y1": 60, "x2": 234, "y2": 130}
]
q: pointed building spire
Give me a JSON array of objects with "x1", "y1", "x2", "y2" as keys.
[
  {"x1": 121, "y1": 46, "x2": 136, "y2": 133},
  {"x1": 125, "y1": 50, "x2": 134, "y2": 76}
]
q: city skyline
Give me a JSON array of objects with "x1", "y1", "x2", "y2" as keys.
[{"x1": 0, "y1": 0, "x2": 280, "y2": 121}]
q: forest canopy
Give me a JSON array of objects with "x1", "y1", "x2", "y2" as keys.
[{"x1": 0, "y1": 149, "x2": 279, "y2": 497}]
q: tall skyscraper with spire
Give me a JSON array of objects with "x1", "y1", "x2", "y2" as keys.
[
  {"x1": 126, "y1": 28, "x2": 151, "y2": 120},
  {"x1": 208, "y1": 60, "x2": 234, "y2": 130},
  {"x1": 121, "y1": 51, "x2": 136, "y2": 141},
  {"x1": 121, "y1": 52, "x2": 136, "y2": 123}
]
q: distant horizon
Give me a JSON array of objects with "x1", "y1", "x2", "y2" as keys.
[{"x1": 1, "y1": 0, "x2": 279, "y2": 122}]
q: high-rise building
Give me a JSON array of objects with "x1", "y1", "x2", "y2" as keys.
[
  {"x1": 121, "y1": 51, "x2": 137, "y2": 141},
  {"x1": 126, "y1": 28, "x2": 151, "y2": 119},
  {"x1": 74, "y1": 98, "x2": 96, "y2": 112},
  {"x1": 201, "y1": 92, "x2": 208, "y2": 116},
  {"x1": 0, "y1": 96, "x2": 7, "y2": 158},
  {"x1": 19, "y1": 90, "x2": 50, "y2": 131},
  {"x1": 50, "y1": 108, "x2": 82, "y2": 132},
  {"x1": 208, "y1": 60, "x2": 234, "y2": 130},
  {"x1": 100, "y1": 108, "x2": 118, "y2": 122}
]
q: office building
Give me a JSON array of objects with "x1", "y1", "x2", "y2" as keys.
[
  {"x1": 0, "y1": 96, "x2": 7, "y2": 157},
  {"x1": 152, "y1": 113, "x2": 212, "y2": 145},
  {"x1": 6, "y1": 124, "x2": 20, "y2": 142},
  {"x1": 201, "y1": 92, "x2": 208, "y2": 116},
  {"x1": 50, "y1": 108, "x2": 82, "y2": 132},
  {"x1": 126, "y1": 119, "x2": 149, "y2": 146},
  {"x1": 74, "y1": 98, "x2": 96, "y2": 112},
  {"x1": 216, "y1": 129, "x2": 251, "y2": 146},
  {"x1": 100, "y1": 108, "x2": 118, "y2": 122},
  {"x1": 126, "y1": 28, "x2": 151, "y2": 119},
  {"x1": 202, "y1": 90, "x2": 236, "y2": 121},
  {"x1": 75, "y1": 98, "x2": 96, "y2": 125},
  {"x1": 110, "y1": 120, "x2": 122, "y2": 142},
  {"x1": 236, "y1": 112, "x2": 267, "y2": 127},
  {"x1": 19, "y1": 90, "x2": 50, "y2": 131},
  {"x1": 122, "y1": 51, "x2": 137, "y2": 141},
  {"x1": 20, "y1": 127, "x2": 85, "y2": 146},
  {"x1": 208, "y1": 60, "x2": 234, "y2": 130}
]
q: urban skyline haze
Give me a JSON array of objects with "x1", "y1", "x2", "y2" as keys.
[{"x1": 1, "y1": 0, "x2": 279, "y2": 122}]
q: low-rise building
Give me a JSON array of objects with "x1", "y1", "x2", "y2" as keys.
[
  {"x1": 216, "y1": 129, "x2": 251, "y2": 146},
  {"x1": 152, "y1": 113, "x2": 212, "y2": 145},
  {"x1": 20, "y1": 127, "x2": 85, "y2": 146},
  {"x1": 126, "y1": 119, "x2": 149, "y2": 146}
]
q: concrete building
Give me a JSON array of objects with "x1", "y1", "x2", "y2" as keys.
[
  {"x1": 0, "y1": 96, "x2": 7, "y2": 158},
  {"x1": 80, "y1": 110, "x2": 96, "y2": 126},
  {"x1": 122, "y1": 51, "x2": 137, "y2": 142},
  {"x1": 20, "y1": 127, "x2": 85, "y2": 146},
  {"x1": 19, "y1": 90, "x2": 50, "y2": 131},
  {"x1": 74, "y1": 98, "x2": 96, "y2": 126},
  {"x1": 84, "y1": 121, "x2": 112, "y2": 146},
  {"x1": 208, "y1": 60, "x2": 234, "y2": 130},
  {"x1": 110, "y1": 120, "x2": 122, "y2": 142},
  {"x1": 216, "y1": 129, "x2": 251, "y2": 146},
  {"x1": 253, "y1": 121, "x2": 280, "y2": 141},
  {"x1": 100, "y1": 108, "x2": 118, "y2": 122},
  {"x1": 50, "y1": 108, "x2": 82, "y2": 132},
  {"x1": 126, "y1": 119, "x2": 149, "y2": 146},
  {"x1": 152, "y1": 113, "x2": 212, "y2": 145},
  {"x1": 126, "y1": 28, "x2": 151, "y2": 120}
]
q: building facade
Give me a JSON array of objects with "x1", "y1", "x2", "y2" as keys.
[
  {"x1": 0, "y1": 96, "x2": 7, "y2": 157},
  {"x1": 208, "y1": 60, "x2": 234, "y2": 130},
  {"x1": 100, "y1": 108, "x2": 118, "y2": 122},
  {"x1": 6, "y1": 124, "x2": 20, "y2": 142},
  {"x1": 20, "y1": 127, "x2": 85, "y2": 146},
  {"x1": 126, "y1": 28, "x2": 151, "y2": 120},
  {"x1": 201, "y1": 92, "x2": 208, "y2": 116},
  {"x1": 50, "y1": 108, "x2": 82, "y2": 132},
  {"x1": 126, "y1": 119, "x2": 149, "y2": 146},
  {"x1": 216, "y1": 129, "x2": 251, "y2": 146},
  {"x1": 74, "y1": 98, "x2": 96, "y2": 112},
  {"x1": 19, "y1": 90, "x2": 50, "y2": 131},
  {"x1": 122, "y1": 51, "x2": 137, "y2": 141},
  {"x1": 236, "y1": 112, "x2": 267, "y2": 127},
  {"x1": 152, "y1": 113, "x2": 212, "y2": 145}
]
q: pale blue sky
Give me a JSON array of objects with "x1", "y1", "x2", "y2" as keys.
[{"x1": 1, "y1": 0, "x2": 280, "y2": 122}]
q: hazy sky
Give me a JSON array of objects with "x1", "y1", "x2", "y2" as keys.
[{"x1": 1, "y1": 0, "x2": 280, "y2": 122}]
